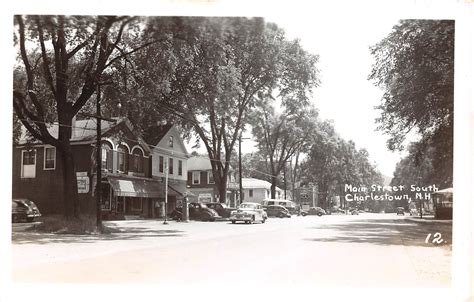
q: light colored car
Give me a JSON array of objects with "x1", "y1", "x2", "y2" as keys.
[{"x1": 230, "y1": 202, "x2": 267, "y2": 224}]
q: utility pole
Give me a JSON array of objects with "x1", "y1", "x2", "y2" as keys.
[
  {"x1": 239, "y1": 133, "x2": 243, "y2": 206},
  {"x1": 164, "y1": 159, "x2": 169, "y2": 224},
  {"x1": 283, "y1": 162, "x2": 287, "y2": 200},
  {"x1": 96, "y1": 83, "x2": 102, "y2": 230}
]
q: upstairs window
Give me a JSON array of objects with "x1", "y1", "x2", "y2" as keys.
[
  {"x1": 21, "y1": 149, "x2": 36, "y2": 178},
  {"x1": 192, "y1": 171, "x2": 200, "y2": 184},
  {"x1": 101, "y1": 142, "x2": 113, "y2": 172},
  {"x1": 168, "y1": 158, "x2": 174, "y2": 175},
  {"x1": 169, "y1": 136, "x2": 174, "y2": 148},
  {"x1": 178, "y1": 160, "x2": 183, "y2": 176},
  {"x1": 44, "y1": 147, "x2": 56, "y2": 170},
  {"x1": 208, "y1": 171, "x2": 215, "y2": 184},
  {"x1": 117, "y1": 145, "x2": 129, "y2": 173},
  {"x1": 159, "y1": 156, "x2": 164, "y2": 173},
  {"x1": 132, "y1": 148, "x2": 144, "y2": 173}
]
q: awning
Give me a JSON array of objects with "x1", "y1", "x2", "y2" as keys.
[{"x1": 108, "y1": 177, "x2": 162, "y2": 198}]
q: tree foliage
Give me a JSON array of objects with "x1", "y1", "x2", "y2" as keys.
[
  {"x1": 369, "y1": 19, "x2": 454, "y2": 186},
  {"x1": 250, "y1": 100, "x2": 319, "y2": 198},
  {"x1": 131, "y1": 17, "x2": 320, "y2": 202},
  {"x1": 301, "y1": 120, "x2": 383, "y2": 210}
]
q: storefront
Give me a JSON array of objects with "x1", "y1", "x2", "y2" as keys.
[{"x1": 99, "y1": 175, "x2": 162, "y2": 220}]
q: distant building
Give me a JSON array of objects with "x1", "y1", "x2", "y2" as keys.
[
  {"x1": 186, "y1": 155, "x2": 239, "y2": 206},
  {"x1": 241, "y1": 178, "x2": 284, "y2": 204}
]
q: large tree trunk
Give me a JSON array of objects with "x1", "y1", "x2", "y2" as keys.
[
  {"x1": 217, "y1": 177, "x2": 227, "y2": 203},
  {"x1": 270, "y1": 175, "x2": 277, "y2": 199},
  {"x1": 58, "y1": 143, "x2": 79, "y2": 219}
]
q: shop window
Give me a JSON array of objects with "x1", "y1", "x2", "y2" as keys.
[
  {"x1": 132, "y1": 198, "x2": 142, "y2": 211},
  {"x1": 21, "y1": 149, "x2": 36, "y2": 178},
  {"x1": 44, "y1": 147, "x2": 56, "y2": 170}
]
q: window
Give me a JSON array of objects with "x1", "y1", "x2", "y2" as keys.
[
  {"x1": 208, "y1": 171, "x2": 215, "y2": 184},
  {"x1": 117, "y1": 145, "x2": 128, "y2": 173},
  {"x1": 44, "y1": 147, "x2": 56, "y2": 170},
  {"x1": 101, "y1": 142, "x2": 113, "y2": 172},
  {"x1": 159, "y1": 156, "x2": 164, "y2": 173},
  {"x1": 178, "y1": 160, "x2": 183, "y2": 176},
  {"x1": 192, "y1": 171, "x2": 200, "y2": 184},
  {"x1": 132, "y1": 148, "x2": 144, "y2": 173},
  {"x1": 169, "y1": 136, "x2": 174, "y2": 148},
  {"x1": 169, "y1": 158, "x2": 174, "y2": 175},
  {"x1": 21, "y1": 149, "x2": 36, "y2": 178},
  {"x1": 249, "y1": 189, "x2": 253, "y2": 197}
]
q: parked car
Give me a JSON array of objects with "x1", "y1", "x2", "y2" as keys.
[
  {"x1": 187, "y1": 202, "x2": 221, "y2": 221},
  {"x1": 205, "y1": 202, "x2": 236, "y2": 218},
  {"x1": 263, "y1": 199, "x2": 297, "y2": 214},
  {"x1": 230, "y1": 202, "x2": 267, "y2": 224},
  {"x1": 12, "y1": 198, "x2": 41, "y2": 223},
  {"x1": 301, "y1": 207, "x2": 326, "y2": 217},
  {"x1": 264, "y1": 205, "x2": 291, "y2": 218},
  {"x1": 396, "y1": 207, "x2": 405, "y2": 215}
]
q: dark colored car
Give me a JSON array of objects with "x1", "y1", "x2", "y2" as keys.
[
  {"x1": 12, "y1": 199, "x2": 41, "y2": 223},
  {"x1": 205, "y1": 203, "x2": 236, "y2": 218},
  {"x1": 264, "y1": 205, "x2": 291, "y2": 218},
  {"x1": 396, "y1": 207, "x2": 405, "y2": 215},
  {"x1": 188, "y1": 202, "x2": 221, "y2": 221},
  {"x1": 301, "y1": 207, "x2": 326, "y2": 217}
]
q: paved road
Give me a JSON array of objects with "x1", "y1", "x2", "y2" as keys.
[{"x1": 11, "y1": 213, "x2": 451, "y2": 287}]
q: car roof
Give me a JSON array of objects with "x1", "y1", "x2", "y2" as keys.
[{"x1": 241, "y1": 202, "x2": 260, "y2": 206}]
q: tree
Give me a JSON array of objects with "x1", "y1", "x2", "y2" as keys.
[
  {"x1": 368, "y1": 20, "x2": 454, "y2": 186},
  {"x1": 137, "y1": 17, "x2": 319, "y2": 203},
  {"x1": 250, "y1": 101, "x2": 319, "y2": 198},
  {"x1": 13, "y1": 15, "x2": 165, "y2": 221}
]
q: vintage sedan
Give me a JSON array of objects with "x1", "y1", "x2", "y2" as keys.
[
  {"x1": 12, "y1": 198, "x2": 41, "y2": 223},
  {"x1": 230, "y1": 202, "x2": 267, "y2": 224},
  {"x1": 264, "y1": 205, "x2": 291, "y2": 218},
  {"x1": 188, "y1": 202, "x2": 221, "y2": 221},
  {"x1": 205, "y1": 202, "x2": 236, "y2": 218},
  {"x1": 301, "y1": 207, "x2": 326, "y2": 217}
]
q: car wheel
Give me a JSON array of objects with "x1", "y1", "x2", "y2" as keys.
[
  {"x1": 231, "y1": 220, "x2": 236, "y2": 224},
  {"x1": 262, "y1": 217, "x2": 266, "y2": 224},
  {"x1": 317, "y1": 213, "x2": 322, "y2": 217},
  {"x1": 26, "y1": 217, "x2": 34, "y2": 222}
]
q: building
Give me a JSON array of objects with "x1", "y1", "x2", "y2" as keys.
[
  {"x1": 241, "y1": 178, "x2": 284, "y2": 204},
  {"x1": 144, "y1": 124, "x2": 189, "y2": 217},
  {"x1": 12, "y1": 118, "x2": 188, "y2": 220},
  {"x1": 186, "y1": 155, "x2": 239, "y2": 206}
]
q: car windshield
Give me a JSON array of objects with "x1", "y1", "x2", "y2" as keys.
[{"x1": 239, "y1": 204, "x2": 256, "y2": 209}]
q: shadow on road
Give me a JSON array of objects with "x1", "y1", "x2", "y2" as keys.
[
  {"x1": 12, "y1": 227, "x2": 185, "y2": 245},
  {"x1": 304, "y1": 218, "x2": 452, "y2": 248}
]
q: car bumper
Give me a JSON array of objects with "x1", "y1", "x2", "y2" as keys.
[{"x1": 230, "y1": 215, "x2": 252, "y2": 221}]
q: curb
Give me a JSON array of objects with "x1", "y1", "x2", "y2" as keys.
[{"x1": 405, "y1": 217, "x2": 452, "y2": 224}]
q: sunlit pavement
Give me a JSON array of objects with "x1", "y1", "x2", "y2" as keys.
[{"x1": 11, "y1": 213, "x2": 451, "y2": 287}]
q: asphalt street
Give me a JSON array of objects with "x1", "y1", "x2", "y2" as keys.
[{"x1": 11, "y1": 213, "x2": 452, "y2": 287}]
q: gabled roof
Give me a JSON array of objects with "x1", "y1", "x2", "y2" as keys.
[
  {"x1": 242, "y1": 178, "x2": 283, "y2": 191},
  {"x1": 187, "y1": 155, "x2": 213, "y2": 171},
  {"x1": 143, "y1": 124, "x2": 173, "y2": 146},
  {"x1": 19, "y1": 118, "x2": 117, "y2": 144},
  {"x1": 17, "y1": 117, "x2": 151, "y2": 153}
]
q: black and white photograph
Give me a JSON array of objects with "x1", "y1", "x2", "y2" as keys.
[{"x1": 1, "y1": 1, "x2": 473, "y2": 301}]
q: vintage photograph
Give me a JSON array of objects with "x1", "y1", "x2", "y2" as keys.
[{"x1": 3, "y1": 1, "x2": 473, "y2": 301}]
